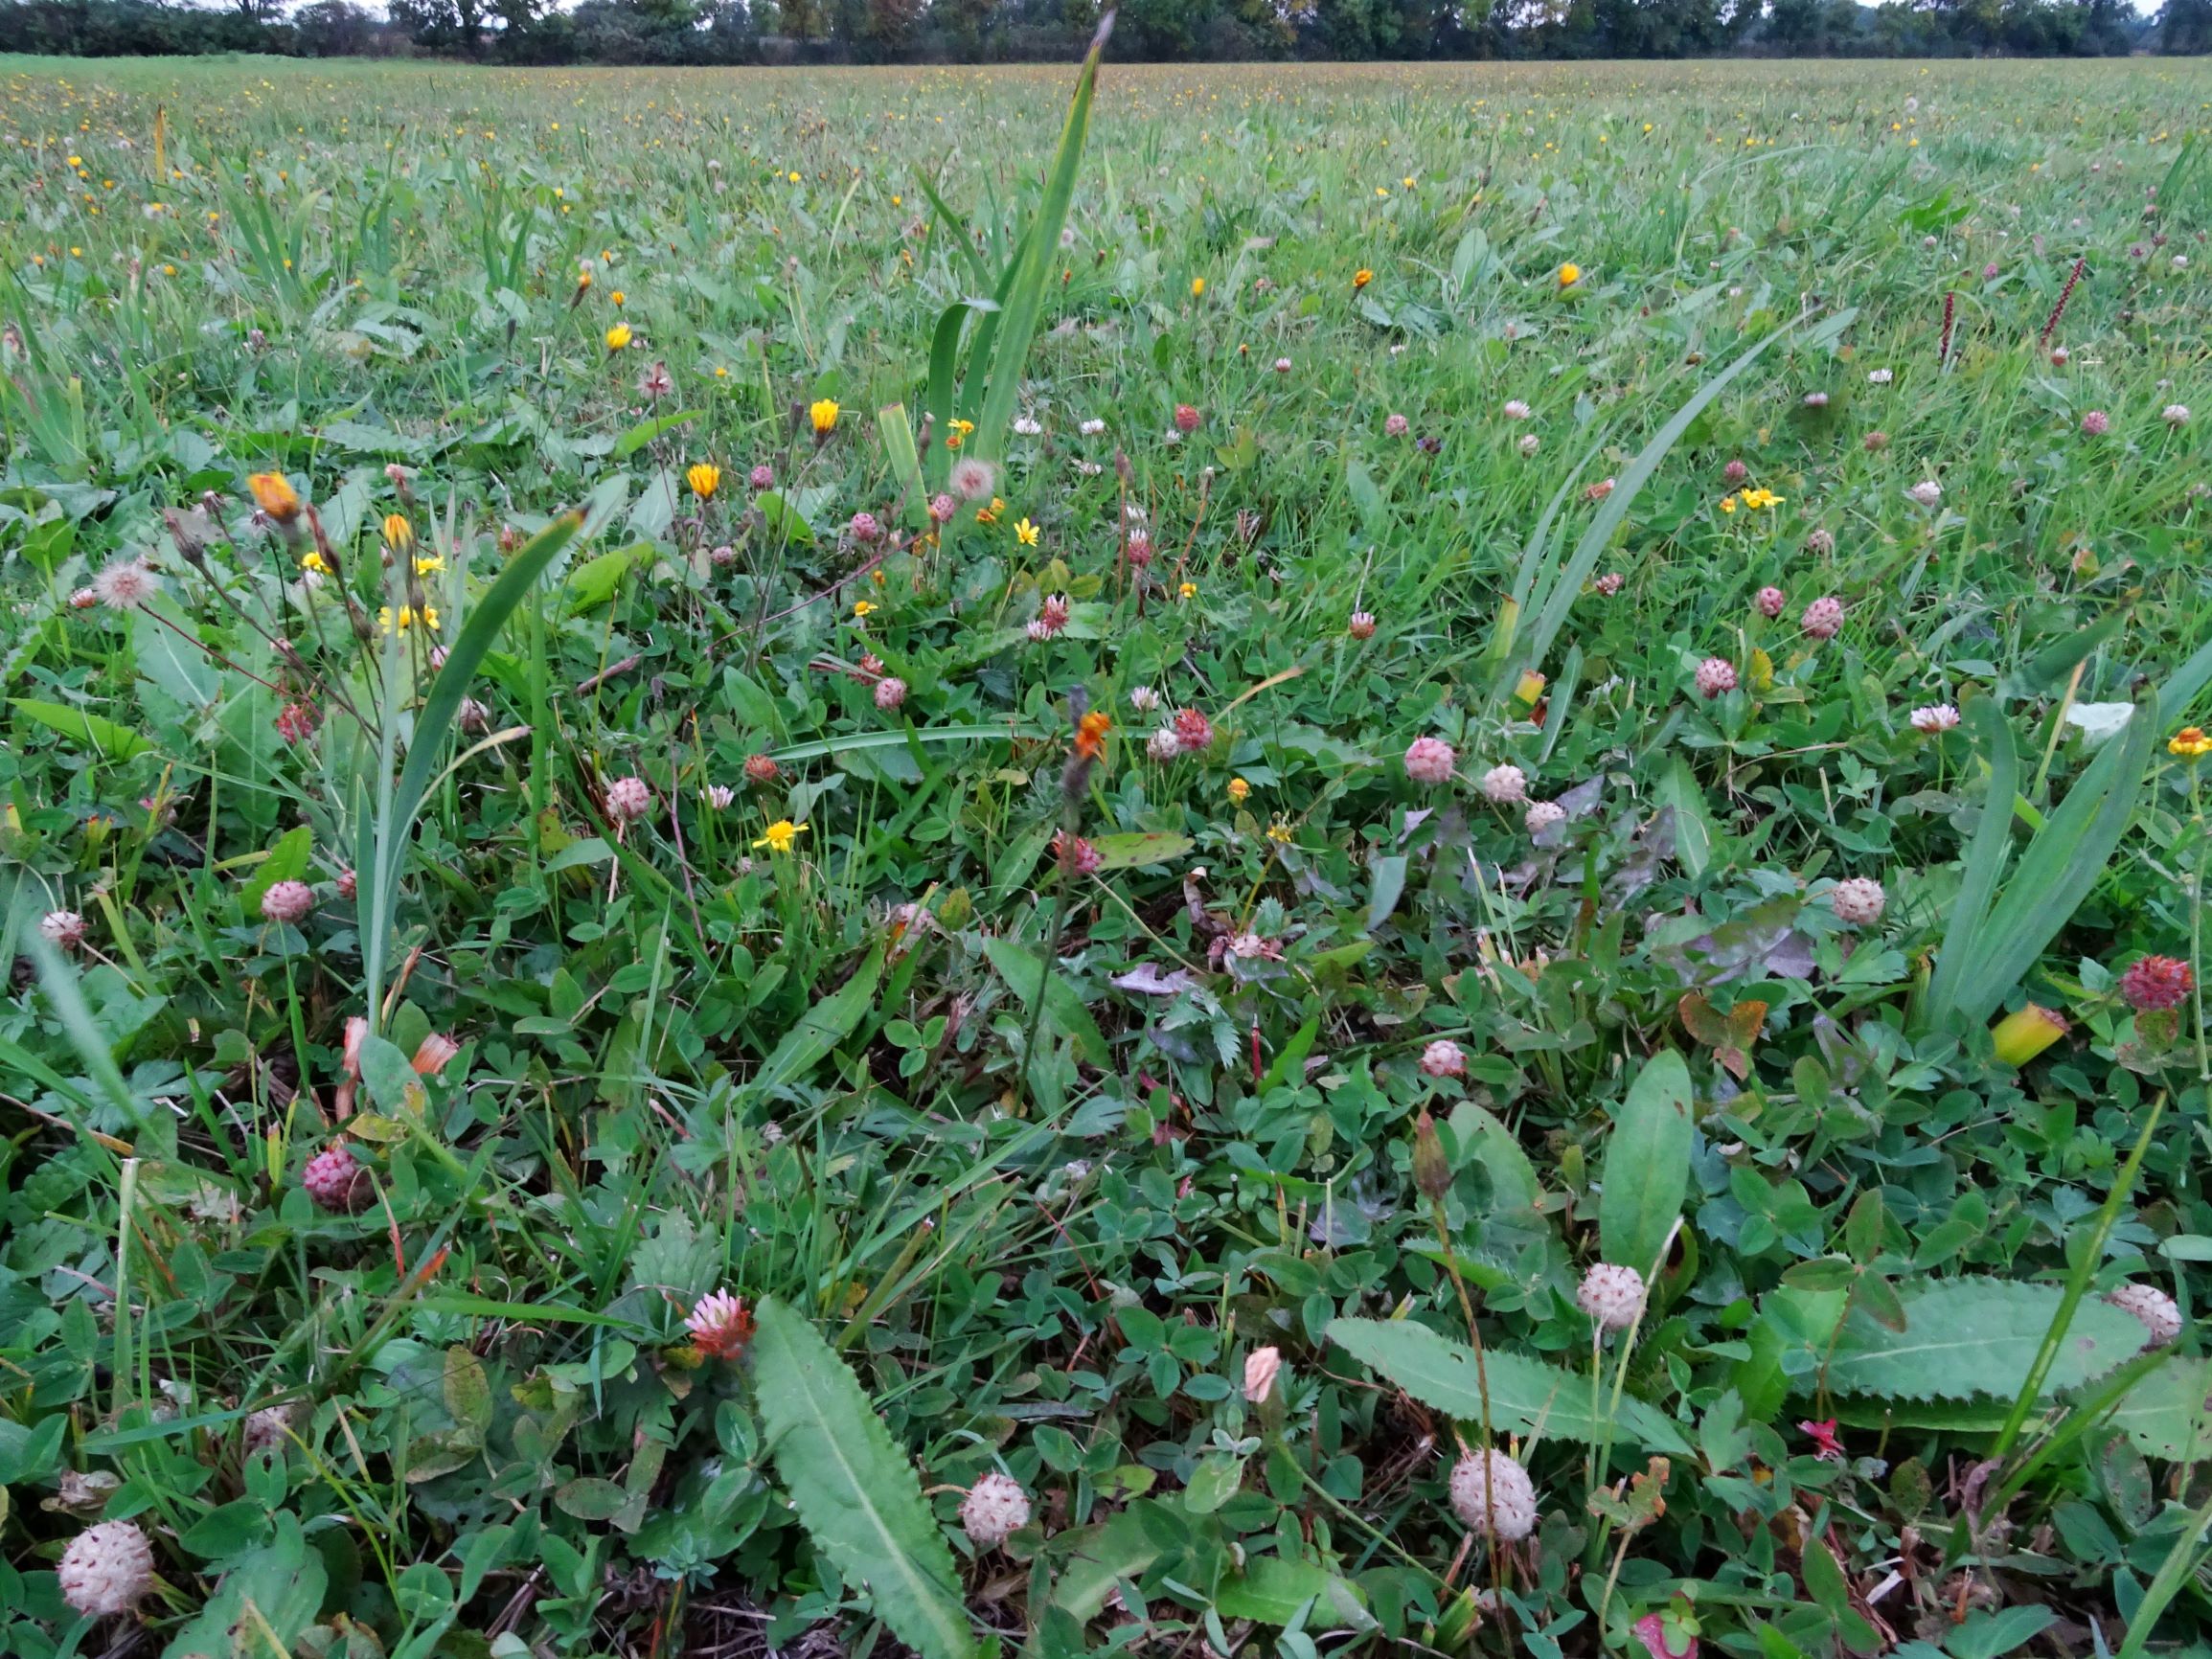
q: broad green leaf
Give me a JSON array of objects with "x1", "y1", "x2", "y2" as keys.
[
  {"x1": 1817, "y1": 1280, "x2": 2150, "y2": 1401},
  {"x1": 2108, "y1": 1356, "x2": 2212, "y2": 1462},
  {"x1": 1213, "y1": 1557, "x2": 1376, "y2": 1630},
  {"x1": 1088, "y1": 830, "x2": 1193, "y2": 871},
  {"x1": 745, "y1": 943, "x2": 884, "y2": 1101},
  {"x1": 1325, "y1": 1317, "x2": 1690, "y2": 1452},
  {"x1": 611, "y1": 407, "x2": 700, "y2": 460},
  {"x1": 982, "y1": 936, "x2": 1109, "y2": 1067},
  {"x1": 752, "y1": 1298, "x2": 976, "y2": 1659},
  {"x1": 239, "y1": 823, "x2": 313, "y2": 919},
  {"x1": 564, "y1": 545, "x2": 636, "y2": 613},
  {"x1": 11, "y1": 696, "x2": 153, "y2": 761},
  {"x1": 1599, "y1": 1051, "x2": 1693, "y2": 1281}
]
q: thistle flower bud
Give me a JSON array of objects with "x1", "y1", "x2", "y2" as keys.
[{"x1": 1412, "y1": 1108, "x2": 1452, "y2": 1201}]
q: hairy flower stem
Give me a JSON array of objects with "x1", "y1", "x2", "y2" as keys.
[
  {"x1": 1015, "y1": 801, "x2": 1081, "y2": 1118},
  {"x1": 1426, "y1": 1195, "x2": 1514, "y2": 1658}
]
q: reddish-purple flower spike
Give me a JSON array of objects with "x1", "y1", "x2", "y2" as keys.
[
  {"x1": 1938, "y1": 289, "x2": 1956, "y2": 366},
  {"x1": 2121, "y1": 955, "x2": 2193, "y2": 1012},
  {"x1": 304, "y1": 1143, "x2": 367, "y2": 1212},
  {"x1": 2041, "y1": 256, "x2": 2086, "y2": 348}
]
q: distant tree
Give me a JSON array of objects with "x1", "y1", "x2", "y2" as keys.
[
  {"x1": 2159, "y1": 0, "x2": 2212, "y2": 48},
  {"x1": 388, "y1": 0, "x2": 486, "y2": 54},
  {"x1": 292, "y1": 0, "x2": 378, "y2": 53}
]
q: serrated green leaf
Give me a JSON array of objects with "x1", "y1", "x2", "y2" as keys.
[
  {"x1": 1325, "y1": 1317, "x2": 1690, "y2": 1452},
  {"x1": 752, "y1": 1298, "x2": 976, "y2": 1659},
  {"x1": 2109, "y1": 1356, "x2": 2212, "y2": 1462},
  {"x1": 1817, "y1": 1280, "x2": 2150, "y2": 1401}
]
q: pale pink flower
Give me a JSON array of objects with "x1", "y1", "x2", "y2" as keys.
[
  {"x1": 1481, "y1": 763, "x2": 1527, "y2": 804},
  {"x1": 1576, "y1": 1263, "x2": 1647, "y2": 1332},
  {"x1": 39, "y1": 909, "x2": 85, "y2": 949},
  {"x1": 1404, "y1": 736, "x2": 1456, "y2": 784},
  {"x1": 874, "y1": 677, "x2": 907, "y2": 712},
  {"x1": 604, "y1": 776, "x2": 652, "y2": 823},
  {"x1": 849, "y1": 511, "x2": 882, "y2": 543},
  {"x1": 687, "y1": 1288, "x2": 755, "y2": 1358},
  {"x1": 1448, "y1": 1450, "x2": 1536, "y2": 1540},
  {"x1": 1695, "y1": 658, "x2": 1737, "y2": 698},
  {"x1": 961, "y1": 1472, "x2": 1031, "y2": 1548},
  {"x1": 94, "y1": 558, "x2": 155, "y2": 610},
  {"x1": 1908, "y1": 480, "x2": 1943, "y2": 508},
  {"x1": 1801, "y1": 597, "x2": 1844, "y2": 640},
  {"x1": 2080, "y1": 409, "x2": 2109, "y2": 437},
  {"x1": 2108, "y1": 1284, "x2": 2182, "y2": 1346},
  {"x1": 58, "y1": 1521, "x2": 155, "y2": 1617},
  {"x1": 1517, "y1": 434, "x2": 1539, "y2": 457},
  {"x1": 1910, "y1": 704, "x2": 1959, "y2": 734},
  {"x1": 1755, "y1": 586, "x2": 1786, "y2": 619},
  {"x1": 304, "y1": 1143, "x2": 366, "y2": 1211},
  {"x1": 703, "y1": 784, "x2": 736, "y2": 809},
  {"x1": 1829, "y1": 876, "x2": 1886, "y2": 925},
  {"x1": 1420, "y1": 1039, "x2": 1466, "y2": 1079},
  {"x1": 2162, "y1": 404, "x2": 2190, "y2": 426},
  {"x1": 748, "y1": 463, "x2": 774, "y2": 490},
  {"x1": 1502, "y1": 398, "x2": 1532, "y2": 420},
  {"x1": 1348, "y1": 611, "x2": 1376, "y2": 640},
  {"x1": 1526, "y1": 800, "x2": 1566, "y2": 834},
  {"x1": 262, "y1": 880, "x2": 314, "y2": 924},
  {"x1": 1243, "y1": 1346, "x2": 1282, "y2": 1404},
  {"x1": 1384, "y1": 413, "x2": 1410, "y2": 438},
  {"x1": 1594, "y1": 573, "x2": 1623, "y2": 596}
]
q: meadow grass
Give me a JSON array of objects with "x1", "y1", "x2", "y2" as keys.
[{"x1": 2, "y1": 46, "x2": 2212, "y2": 1659}]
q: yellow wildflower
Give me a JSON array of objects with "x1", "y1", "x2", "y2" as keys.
[
  {"x1": 977, "y1": 497, "x2": 1004, "y2": 527},
  {"x1": 2170, "y1": 727, "x2": 2212, "y2": 759},
  {"x1": 1191, "y1": 277, "x2": 1206, "y2": 298},
  {"x1": 1227, "y1": 777, "x2": 1251, "y2": 805},
  {"x1": 1558, "y1": 261, "x2": 1582, "y2": 288},
  {"x1": 382, "y1": 512, "x2": 413, "y2": 550},
  {"x1": 299, "y1": 548, "x2": 331, "y2": 576},
  {"x1": 1266, "y1": 820, "x2": 1293, "y2": 845},
  {"x1": 413, "y1": 555, "x2": 444, "y2": 576},
  {"x1": 1015, "y1": 517, "x2": 1039, "y2": 547},
  {"x1": 1720, "y1": 494, "x2": 1739, "y2": 514},
  {"x1": 688, "y1": 463, "x2": 722, "y2": 501},
  {"x1": 809, "y1": 398, "x2": 839, "y2": 436},
  {"x1": 1179, "y1": 581, "x2": 1198, "y2": 601},
  {"x1": 752, "y1": 819, "x2": 807, "y2": 853},
  {"x1": 609, "y1": 289, "x2": 626, "y2": 307},
  {"x1": 1353, "y1": 268, "x2": 1374, "y2": 289},
  {"x1": 377, "y1": 604, "x2": 439, "y2": 634},
  {"x1": 854, "y1": 600, "x2": 877, "y2": 618},
  {"x1": 604, "y1": 323, "x2": 632, "y2": 351}
]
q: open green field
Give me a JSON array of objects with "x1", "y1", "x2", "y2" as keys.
[{"x1": 4, "y1": 44, "x2": 2212, "y2": 1659}]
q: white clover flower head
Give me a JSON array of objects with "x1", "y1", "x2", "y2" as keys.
[
  {"x1": 1148, "y1": 726, "x2": 1181, "y2": 761},
  {"x1": 1829, "y1": 876, "x2": 1886, "y2": 926},
  {"x1": 1274, "y1": 356, "x2": 1293, "y2": 375},
  {"x1": 1577, "y1": 1263, "x2": 1648, "y2": 1332},
  {"x1": 1013, "y1": 416, "x2": 1042, "y2": 437},
  {"x1": 1907, "y1": 479, "x2": 1943, "y2": 508},
  {"x1": 1080, "y1": 418, "x2": 1106, "y2": 436},
  {"x1": 2163, "y1": 403, "x2": 2191, "y2": 426},
  {"x1": 243, "y1": 1404, "x2": 295, "y2": 1457},
  {"x1": 1448, "y1": 1450, "x2": 1537, "y2": 1541},
  {"x1": 39, "y1": 909, "x2": 86, "y2": 949},
  {"x1": 58, "y1": 1520, "x2": 156, "y2": 1617},
  {"x1": 1867, "y1": 368, "x2": 1893, "y2": 384},
  {"x1": 1517, "y1": 434, "x2": 1540, "y2": 457},
  {"x1": 2107, "y1": 1283, "x2": 2182, "y2": 1347},
  {"x1": 604, "y1": 776, "x2": 652, "y2": 824},
  {"x1": 1909, "y1": 704, "x2": 1960, "y2": 734},
  {"x1": 703, "y1": 784, "x2": 736, "y2": 810},
  {"x1": 1419, "y1": 1039, "x2": 1466, "y2": 1079},
  {"x1": 961, "y1": 1471, "x2": 1032, "y2": 1548},
  {"x1": 1481, "y1": 763, "x2": 1528, "y2": 804},
  {"x1": 1695, "y1": 657, "x2": 1737, "y2": 698},
  {"x1": 1525, "y1": 800, "x2": 1566, "y2": 835},
  {"x1": 1502, "y1": 398, "x2": 1533, "y2": 420},
  {"x1": 1404, "y1": 736, "x2": 1457, "y2": 785},
  {"x1": 1129, "y1": 685, "x2": 1161, "y2": 713}
]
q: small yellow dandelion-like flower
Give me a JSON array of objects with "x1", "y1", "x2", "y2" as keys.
[
  {"x1": 2171, "y1": 727, "x2": 2212, "y2": 759},
  {"x1": 604, "y1": 323, "x2": 632, "y2": 351},
  {"x1": 1720, "y1": 494, "x2": 1740, "y2": 515},
  {"x1": 1191, "y1": 277, "x2": 1206, "y2": 298},
  {"x1": 609, "y1": 289, "x2": 626, "y2": 307},
  {"x1": 413, "y1": 555, "x2": 445, "y2": 576},
  {"x1": 1227, "y1": 777, "x2": 1251, "y2": 805},
  {"x1": 249, "y1": 471, "x2": 302, "y2": 524},
  {"x1": 977, "y1": 497, "x2": 1004, "y2": 527},
  {"x1": 809, "y1": 398, "x2": 839, "y2": 436},
  {"x1": 1558, "y1": 262, "x2": 1583, "y2": 288},
  {"x1": 688, "y1": 463, "x2": 722, "y2": 501},
  {"x1": 1015, "y1": 517, "x2": 1039, "y2": 547},
  {"x1": 377, "y1": 603, "x2": 440, "y2": 634},
  {"x1": 752, "y1": 819, "x2": 807, "y2": 853},
  {"x1": 853, "y1": 600, "x2": 877, "y2": 619},
  {"x1": 1179, "y1": 581, "x2": 1198, "y2": 601},
  {"x1": 1353, "y1": 268, "x2": 1374, "y2": 289},
  {"x1": 299, "y1": 548, "x2": 331, "y2": 576},
  {"x1": 1266, "y1": 820, "x2": 1293, "y2": 845},
  {"x1": 382, "y1": 512, "x2": 413, "y2": 550}
]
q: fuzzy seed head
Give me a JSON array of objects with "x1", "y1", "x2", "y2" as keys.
[
  {"x1": 94, "y1": 558, "x2": 156, "y2": 611},
  {"x1": 961, "y1": 1471, "x2": 1032, "y2": 1548},
  {"x1": 949, "y1": 458, "x2": 997, "y2": 501},
  {"x1": 58, "y1": 1520, "x2": 155, "y2": 1617},
  {"x1": 1448, "y1": 1450, "x2": 1537, "y2": 1541},
  {"x1": 2163, "y1": 403, "x2": 2190, "y2": 426},
  {"x1": 1481, "y1": 763, "x2": 1528, "y2": 804}
]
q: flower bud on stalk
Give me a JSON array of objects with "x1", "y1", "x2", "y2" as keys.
[{"x1": 1412, "y1": 1109, "x2": 1452, "y2": 1203}]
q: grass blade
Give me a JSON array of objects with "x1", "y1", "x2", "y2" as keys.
[{"x1": 1922, "y1": 696, "x2": 2018, "y2": 1029}]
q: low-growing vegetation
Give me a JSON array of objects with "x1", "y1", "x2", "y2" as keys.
[{"x1": 2, "y1": 42, "x2": 2211, "y2": 1659}]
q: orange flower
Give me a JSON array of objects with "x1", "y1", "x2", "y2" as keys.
[
  {"x1": 1353, "y1": 268, "x2": 1374, "y2": 290},
  {"x1": 1073, "y1": 710, "x2": 1110, "y2": 761}
]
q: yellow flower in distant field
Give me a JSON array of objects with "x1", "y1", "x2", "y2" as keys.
[
  {"x1": 752, "y1": 819, "x2": 807, "y2": 853},
  {"x1": 1015, "y1": 517, "x2": 1039, "y2": 547},
  {"x1": 249, "y1": 471, "x2": 301, "y2": 524},
  {"x1": 1191, "y1": 277, "x2": 1206, "y2": 298},
  {"x1": 382, "y1": 512, "x2": 413, "y2": 550},
  {"x1": 688, "y1": 463, "x2": 721, "y2": 501},
  {"x1": 1267, "y1": 819, "x2": 1292, "y2": 844},
  {"x1": 853, "y1": 600, "x2": 877, "y2": 618},
  {"x1": 1720, "y1": 494, "x2": 1739, "y2": 514},
  {"x1": 2171, "y1": 726, "x2": 2212, "y2": 759},
  {"x1": 1558, "y1": 262, "x2": 1582, "y2": 288},
  {"x1": 299, "y1": 548, "x2": 330, "y2": 576},
  {"x1": 377, "y1": 604, "x2": 439, "y2": 634},
  {"x1": 1740, "y1": 487, "x2": 1785, "y2": 511},
  {"x1": 1179, "y1": 581, "x2": 1198, "y2": 601},
  {"x1": 1353, "y1": 267, "x2": 1374, "y2": 289},
  {"x1": 609, "y1": 289, "x2": 626, "y2": 307},
  {"x1": 945, "y1": 417, "x2": 975, "y2": 451},
  {"x1": 1227, "y1": 777, "x2": 1250, "y2": 805},
  {"x1": 604, "y1": 323, "x2": 632, "y2": 351},
  {"x1": 810, "y1": 398, "x2": 839, "y2": 436}
]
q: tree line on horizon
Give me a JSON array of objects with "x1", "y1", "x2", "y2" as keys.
[{"x1": 0, "y1": 0, "x2": 2203, "y2": 67}]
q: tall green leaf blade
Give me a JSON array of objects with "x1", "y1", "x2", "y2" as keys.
[
  {"x1": 10, "y1": 696, "x2": 153, "y2": 761},
  {"x1": 1325, "y1": 1318, "x2": 1690, "y2": 1452},
  {"x1": 1598, "y1": 1051, "x2": 1694, "y2": 1281},
  {"x1": 982, "y1": 936, "x2": 1109, "y2": 1066},
  {"x1": 971, "y1": 18, "x2": 1110, "y2": 461},
  {"x1": 752, "y1": 1298, "x2": 977, "y2": 1659},
  {"x1": 1954, "y1": 692, "x2": 2156, "y2": 1023},
  {"x1": 745, "y1": 944, "x2": 884, "y2": 1102},
  {"x1": 1519, "y1": 307, "x2": 1856, "y2": 681},
  {"x1": 1923, "y1": 696, "x2": 2018, "y2": 1030}
]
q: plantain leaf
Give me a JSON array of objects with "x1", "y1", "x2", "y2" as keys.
[
  {"x1": 752, "y1": 1298, "x2": 976, "y2": 1659},
  {"x1": 1598, "y1": 1050, "x2": 1694, "y2": 1282},
  {"x1": 745, "y1": 944, "x2": 883, "y2": 1102},
  {"x1": 1325, "y1": 1317, "x2": 1690, "y2": 1452},
  {"x1": 1213, "y1": 1557, "x2": 1376, "y2": 1630},
  {"x1": 11, "y1": 696, "x2": 153, "y2": 761},
  {"x1": 982, "y1": 936, "x2": 1109, "y2": 1066},
  {"x1": 1923, "y1": 696, "x2": 2018, "y2": 1029}
]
